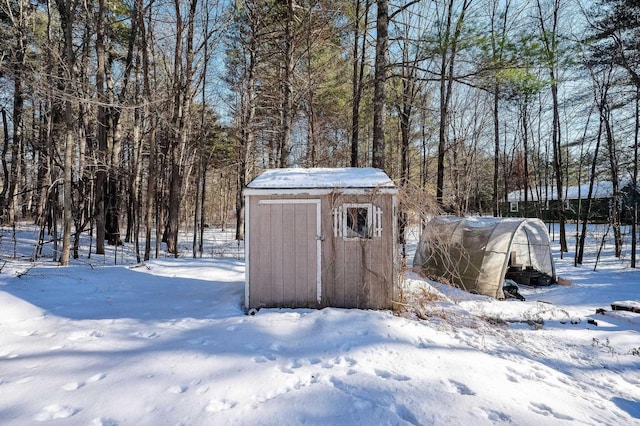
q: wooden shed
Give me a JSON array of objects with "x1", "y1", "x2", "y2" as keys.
[{"x1": 244, "y1": 167, "x2": 398, "y2": 311}]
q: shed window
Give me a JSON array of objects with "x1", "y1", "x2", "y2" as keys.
[
  {"x1": 346, "y1": 207, "x2": 369, "y2": 238},
  {"x1": 333, "y1": 203, "x2": 382, "y2": 239}
]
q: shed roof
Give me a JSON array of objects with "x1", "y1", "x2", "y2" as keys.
[{"x1": 247, "y1": 167, "x2": 396, "y2": 189}]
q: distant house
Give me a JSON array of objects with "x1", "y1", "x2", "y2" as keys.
[
  {"x1": 244, "y1": 168, "x2": 398, "y2": 311},
  {"x1": 503, "y1": 181, "x2": 637, "y2": 223}
]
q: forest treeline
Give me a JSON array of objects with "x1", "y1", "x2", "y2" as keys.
[{"x1": 0, "y1": 0, "x2": 638, "y2": 267}]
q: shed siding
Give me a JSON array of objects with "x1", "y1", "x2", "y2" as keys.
[
  {"x1": 248, "y1": 196, "x2": 319, "y2": 308},
  {"x1": 247, "y1": 191, "x2": 396, "y2": 310},
  {"x1": 320, "y1": 193, "x2": 395, "y2": 309}
]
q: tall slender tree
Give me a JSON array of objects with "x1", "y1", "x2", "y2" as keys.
[
  {"x1": 372, "y1": 0, "x2": 388, "y2": 169},
  {"x1": 350, "y1": 0, "x2": 370, "y2": 167},
  {"x1": 435, "y1": 0, "x2": 473, "y2": 208},
  {"x1": 536, "y1": 0, "x2": 567, "y2": 253},
  {"x1": 54, "y1": 0, "x2": 77, "y2": 265}
]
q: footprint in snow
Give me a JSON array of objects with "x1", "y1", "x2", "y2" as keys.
[
  {"x1": 196, "y1": 385, "x2": 210, "y2": 395},
  {"x1": 270, "y1": 343, "x2": 284, "y2": 351},
  {"x1": 506, "y1": 373, "x2": 520, "y2": 383},
  {"x1": 130, "y1": 331, "x2": 159, "y2": 339},
  {"x1": 68, "y1": 330, "x2": 103, "y2": 341},
  {"x1": 442, "y1": 379, "x2": 475, "y2": 395},
  {"x1": 351, "y1": 400, "x2": 373, "y2": 411},
  {"x1": 187, "y1": 337, "x2": 209, "y2": 345},
  {"x1": 206, "y1": 399, "x2": 236, "y2": 413},
  {"x1": 256, "y1": 353, "x2": 277, "y2": 362},
  {"x1": 529, "y1": 402, "x2": 574, "y2": 420},
  {"x1": 622, "y1": 374, "x2": 640, "y2": 386},
  {"x1": 289, "y1": 359, "x2": 301, "y2": 369},
  {"x1": 344, "y1": 357, "x2": 357, "y2": 367},
  {"x1": 33, "y1": 404, "x2": 78, "y2": 421},
  {"x1": 14, "y1": 330, "x2": 38, "y2": 337},
  {"x1": 1, "y1": 352, "x2": 19, "y2": 359},
  {"x1": 167, "y1": 385, "x2": 187, "y2": 394},
  {"x1": 375, "y1": 369, "x2": 410, "y2": 382},
  {"x1": 87, "y1": 373, "x2": 107, "y2": 383},
  {"x1": 89, "y1": 417, "x2": 119, "y2": 426},
  {"x1": 480, "y1": 407, "x2": 512, "y2": 423},
  {"x1": 394, "y1": 404, "x2": 421, "y2": 426},
  {"x1": 416, "y1": 338, "x2": 436, "y2": 349},
  {"x1": 62, "y1": 381, "x2": 84, "y2": 391},
  {"x1": 279, "y1": 366, "x2": 295, "y2": 374}
]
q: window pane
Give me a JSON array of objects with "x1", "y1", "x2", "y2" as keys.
[{"x1": 346, "y1": 207, "x2": 369, "y2": 238}]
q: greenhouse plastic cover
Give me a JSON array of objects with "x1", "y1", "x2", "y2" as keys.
[{"x1": 413, "y1": 216, "x2": 556, "y2": 299}]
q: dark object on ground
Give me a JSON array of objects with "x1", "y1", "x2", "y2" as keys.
[
  {"x1": 611, "y1": 302, "x2": 640, "y2": 314},
  {"x1": 503, "y1": 282, "x2": 525, "y2": 301},
  {"x1": 505, "y1": 265, "x2": 554, "y2": 287}
]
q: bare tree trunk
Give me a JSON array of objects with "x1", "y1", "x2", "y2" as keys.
[
  {"x1": 279, "y1": 0, "x2": 294, "y2": 168},
  {"x1": 141, "y1": 3, "x2": 157, "y2": 261},
  {"x1": 130, "y1": 53, "x2": 143, "y2": 263},
  {"x1": 578, "y1": 65, "x2": 610, "y2": 264},
  {"x1": 95, "y1": 0, "x2": 108, "y2": 255},
  {"x1": 7, "y1": 1, "x2": 28, "y2": 227},
  {"x1": 397, "y1": 14, "x2": 420, "y2": 257},
  {"x1": 351, "y1": 0, "x2": 370, "y2": 167},
  {"x1": 372, "y1": 0, "x2": 388, "y2": 170},
  {"x1": 1, "y1": 108, "x2": 9, "y2": 214},
  {"x1": 490, "y1": 0, "x2": 509, "y2": 217},
  {"x1": 632, "y1": 89, "x2": 639, "y2": 268},
  {"x1": 198, "y1": 165, "x2": 206, "y2": 256},
  {"x1": 166, "y1": 0, "x2": 198, "y2": 255},
  {"x1": 604, "y1": 107, "x2": 622, "y2": 257},
  {"x1": 578, "y1": 118, "x2": 602, "y2": 265},
  {"x1": 193, "y1": 4, "x2": 210, "y2": 258},
  {"x1": 234, "y1": 5, "x2": 258, "y2": 242},
  {"x1": 574, "y1": 104, "x2": 594, "y2": 266},
  {"x1": 436, "y1": 0, "x2": 471, "y2": 207},
  {"x1": 55, "y1": 0, "x2": 76, "y2": 266},
  {"x1": 304, "y1": 16, "x2": 316, "y2": 167},
  {"x1": 492, "y1": 81, "x2": 500, "y2": 216},
  {"x1": 536, "y1": 0, "x2": 567, "y2": 254},
  {"x1": 522, "y1": 97, "x2": 530, "y2": 213}
]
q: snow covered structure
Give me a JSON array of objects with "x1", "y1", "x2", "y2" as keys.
[
  {"x1": 244, "y1": 168, "x2": 398, "y2": 310},
  {"x1": 413, "y1": 216, "x2": 556, "y2": 299},
  {"x1": 503, "y1": 180, "x2": 638, "y2": 223}
]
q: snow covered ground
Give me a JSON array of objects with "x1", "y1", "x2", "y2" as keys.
[{"x1": 0, "y1": 224, "x2": 638, "y2": 425}]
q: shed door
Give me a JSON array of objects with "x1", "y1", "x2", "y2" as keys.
[{"x1": 249, "y1": 199, "x2": 321, "y2": 308}]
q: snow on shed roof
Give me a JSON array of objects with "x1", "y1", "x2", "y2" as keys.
[{"x1": 247, "y1": 167, "x2": 396, "y2": 189}]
